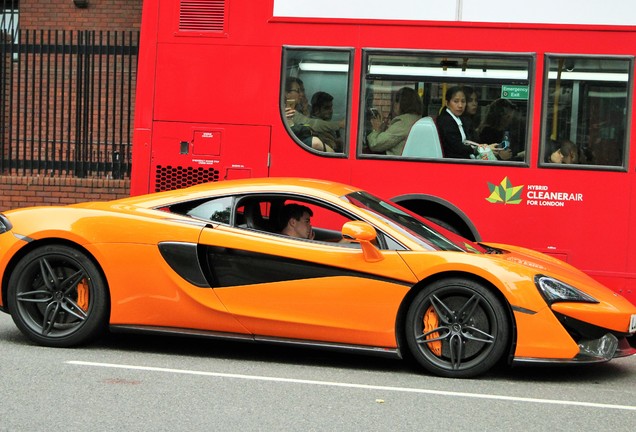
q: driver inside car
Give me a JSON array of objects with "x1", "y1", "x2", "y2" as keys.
[{"x1": 280, "y1": 203, "x2": 315, "y2": 240}]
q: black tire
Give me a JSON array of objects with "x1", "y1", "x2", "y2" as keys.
[
  {"x1": 405, "y1": 278, "x2": 510, "y2": 378},
  {"x1": 7, "y1": 245, "x2": 109, "y2": 347}
]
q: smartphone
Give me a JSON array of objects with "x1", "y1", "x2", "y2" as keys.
[
  {"x1": 370, "y1": 107, "x2": 380, "y2": 118},
  {"x1": 285, "y1": 99, "x2": 296, "y2": 110}
]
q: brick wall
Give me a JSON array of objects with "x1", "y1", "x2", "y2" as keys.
[
  {"x1": 19, "y1": 0, "x2": 142, "y2": 31},
  {"x1": 0, "y1": 176, "x2": 130, "y2": 211},
  {"x1": 0, "y1": 0, "x2": 142, "y2": 211}
]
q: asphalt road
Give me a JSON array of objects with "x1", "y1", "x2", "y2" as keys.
[{"x1": 1, "y1": 311, "x2": 635, "y2": 431}]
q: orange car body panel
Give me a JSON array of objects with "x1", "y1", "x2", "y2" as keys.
[{"x1": 196, "y1": 226, "x2": 416, "y2": 347}]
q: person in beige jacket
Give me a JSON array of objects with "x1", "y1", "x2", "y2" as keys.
[{"x1": 367, "y1": 87, "x2": 422, "y2": 156}]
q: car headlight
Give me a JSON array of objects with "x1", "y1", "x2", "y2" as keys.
[{"x1": 534, "y1": 275, "x2": 599, "y2": 305}]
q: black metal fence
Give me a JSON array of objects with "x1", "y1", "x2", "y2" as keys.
[{"x1": 0, "y1": 29, "x2": 139, "y2": 179}]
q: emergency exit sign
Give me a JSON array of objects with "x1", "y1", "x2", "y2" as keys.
[{"x1": 501, "y1": 85, "x2": 529, "y2": 100}]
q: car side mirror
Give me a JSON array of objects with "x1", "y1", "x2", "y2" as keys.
[{"x1": 342, "y1": 221, "x2": 383, "y2": 262}]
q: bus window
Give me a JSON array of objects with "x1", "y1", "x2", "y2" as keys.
[
  {"x1": 541, "y1": 56, "x2": 632, "y2": 168},
  {"x1": 281, "y1": 48, "x2": 352, "y2": 154},
  {"x1": 361, "y1": 51, "x2": 532, "y2": 162}
]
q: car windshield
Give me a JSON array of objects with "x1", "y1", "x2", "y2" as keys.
[{"x1": 343, "y1": 191, "x2": 487, "y2": 253}]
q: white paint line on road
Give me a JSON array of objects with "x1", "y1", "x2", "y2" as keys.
[{"x1": 68, "y1": 360, "x2": 636, "y2": 411}]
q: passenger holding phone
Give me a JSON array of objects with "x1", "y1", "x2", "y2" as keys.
[
  {"x1": 284, "y1": 77, "x2": 345, "y2": 152},
  {"x1": 284, "y1": 77, "x2": 344, "y2": 152},
  {"x1": 367, "y1": 87, "x2": 422, "y2": 156}
]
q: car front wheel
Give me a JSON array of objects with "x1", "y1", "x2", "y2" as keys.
[
  {"x1": 7, "y1": 245, "x2": 109, "y2": 347},
  {"x1": 405, "y1": 278, "x2": 510, "y2": 378}
]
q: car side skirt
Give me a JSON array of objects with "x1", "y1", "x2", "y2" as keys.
[{"x1": 110, "y1": 324, "x2": 402, "y2": 359}]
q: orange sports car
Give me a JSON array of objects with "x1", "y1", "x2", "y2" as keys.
[{"x1": 0, "y1": 178, "x2": 635, "y2": 378}]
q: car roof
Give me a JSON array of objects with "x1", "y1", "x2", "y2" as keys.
[{"x1": 97, "y1": 177, "x2": 364, "y2": 209}]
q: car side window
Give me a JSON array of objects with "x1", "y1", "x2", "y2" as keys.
[
  {"x1": 166, "y1": 196, "x2": 233, "y2": 224},
  {"x1": 233, "y1": 195, "x2": 401, "y2": 250},
  {"x1": 189, "y1": 197, "x2": 233, "y2": 223}
]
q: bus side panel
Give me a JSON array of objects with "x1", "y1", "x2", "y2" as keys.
[
  {"x1": 131, "y1": 0, "x2": 161, "y2": 196},
  {"x1": 148, "y1": 122, "x2": 271, "y2": 192},
  {"x1": 625, "y1": 172, "x2": 636, "y2": 303},
  {"x1": 153, "y1": 44, "x2": 279, "y2": 126}
]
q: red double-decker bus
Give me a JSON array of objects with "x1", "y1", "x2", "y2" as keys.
[{"x1": 132, "y1": 0, "x2": 636, "y2": 302}]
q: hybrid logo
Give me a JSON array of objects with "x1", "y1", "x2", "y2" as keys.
[{"x1": 485, "y1": 177, "x2": 523, "y2": 205}]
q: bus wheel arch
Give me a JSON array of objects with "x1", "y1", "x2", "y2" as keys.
[{"x1": 392, "y1": 194, "x2": 481, "y2": 242}]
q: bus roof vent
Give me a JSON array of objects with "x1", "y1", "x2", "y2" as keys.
[{"x1": 179, "y1": 0, "x2": 226, "y2": 33}]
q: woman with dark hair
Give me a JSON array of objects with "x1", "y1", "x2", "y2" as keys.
[
  {"x1": 437, "y1": 86, "x2": 501, "y2": 159},
  {"x1": 437, "y1": 86, "x2": 474, "y2": 158},
  {"x1": 478, "y1": 98, "x2": 515, "y2": 143},
  {"x1": 461, "y1": 85, "x2": 480, "y2": 141},
  {"x1": 367, "y1": 87, "x2": 422, "y2": 155}
]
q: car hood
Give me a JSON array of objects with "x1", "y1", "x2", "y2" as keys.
[{"x1": 398, "y1": 242, "x2": 636, "y2": 318}]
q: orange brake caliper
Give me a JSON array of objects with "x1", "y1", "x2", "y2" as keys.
[
  {"x1": 423, "y1": 306, "x2": 442, "y2": 356},
  {"x1": 77, "y1": 279, "x2": 90, "y2": 311}
]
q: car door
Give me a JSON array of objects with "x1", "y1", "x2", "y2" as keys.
[{"x1": 197, "y1": 196, "x2": 418, "y2": 348}]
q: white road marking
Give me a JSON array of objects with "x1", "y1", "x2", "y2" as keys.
[{"x1": 68, "y1": 360, "x2": 636, "y2": 411}]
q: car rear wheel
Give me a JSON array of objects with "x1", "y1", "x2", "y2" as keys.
[
  {"x1": 405, "y1": 278, "x2": 510, "y2": 378},
  {"x1": 7, "y1": 245, "x2": 109, "y2": 347}
]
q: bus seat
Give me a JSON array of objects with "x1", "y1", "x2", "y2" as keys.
[{"x1": 402, "y1": 116, "x2": 443, "y2": 158}]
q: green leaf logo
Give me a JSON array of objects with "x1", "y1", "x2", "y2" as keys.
[{"x1": 486, "y1": 177, "x2": 524, "y2": 204}]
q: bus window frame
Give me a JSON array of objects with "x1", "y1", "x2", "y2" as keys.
[
  {"x1": 280, "y1": 46, "x2": 354, "y2": 158},
  {"x1": 538, "y1": 53, "x2": 633, "y2": 172},
  {"x1": 358, "y1": 49, "x2": 535, "y2": 166}
]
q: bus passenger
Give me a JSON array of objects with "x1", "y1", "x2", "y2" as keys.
[
  {"x1": 477, "y1": 98, "x2": 518, "y2": 160},
  {"x1": 549, "y1": 139, "x2": 578, "y2": 164},
  {"x1": 461, "y1": 86, "x2": 480, "y2": 142},
  {"x1": 294, "y1": 77, "x2": 310, "y2": 116},
  {"x1": 284, "y1": 77, "x2": 345, "y2": 152},
  {"x1": 310, "y1": 91, "x2": 343, "y2": 152},
  {"x1": 367, "y1": 87, "x2": 422, "y2": 156},
  {"x1": 284, "y1": 77, "x2": 318, "y2": 147},
  {"x1": 437, "y1": 86, "x2": 500, "y2": 159}
]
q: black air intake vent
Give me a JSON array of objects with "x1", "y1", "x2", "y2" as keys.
[{"x1": 155, "y1": 165, "x2": 220, "y2": 192}]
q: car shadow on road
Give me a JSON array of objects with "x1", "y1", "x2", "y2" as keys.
[
  {"x1": 2, "y1": 314, "x2": 632, "y2": 382},
  {"x1": 90, "y1": 330, "x2": 636, "y2": 382},
  {"x1": 98, "y1": 330, "x2": 412, "y2": 373}
]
